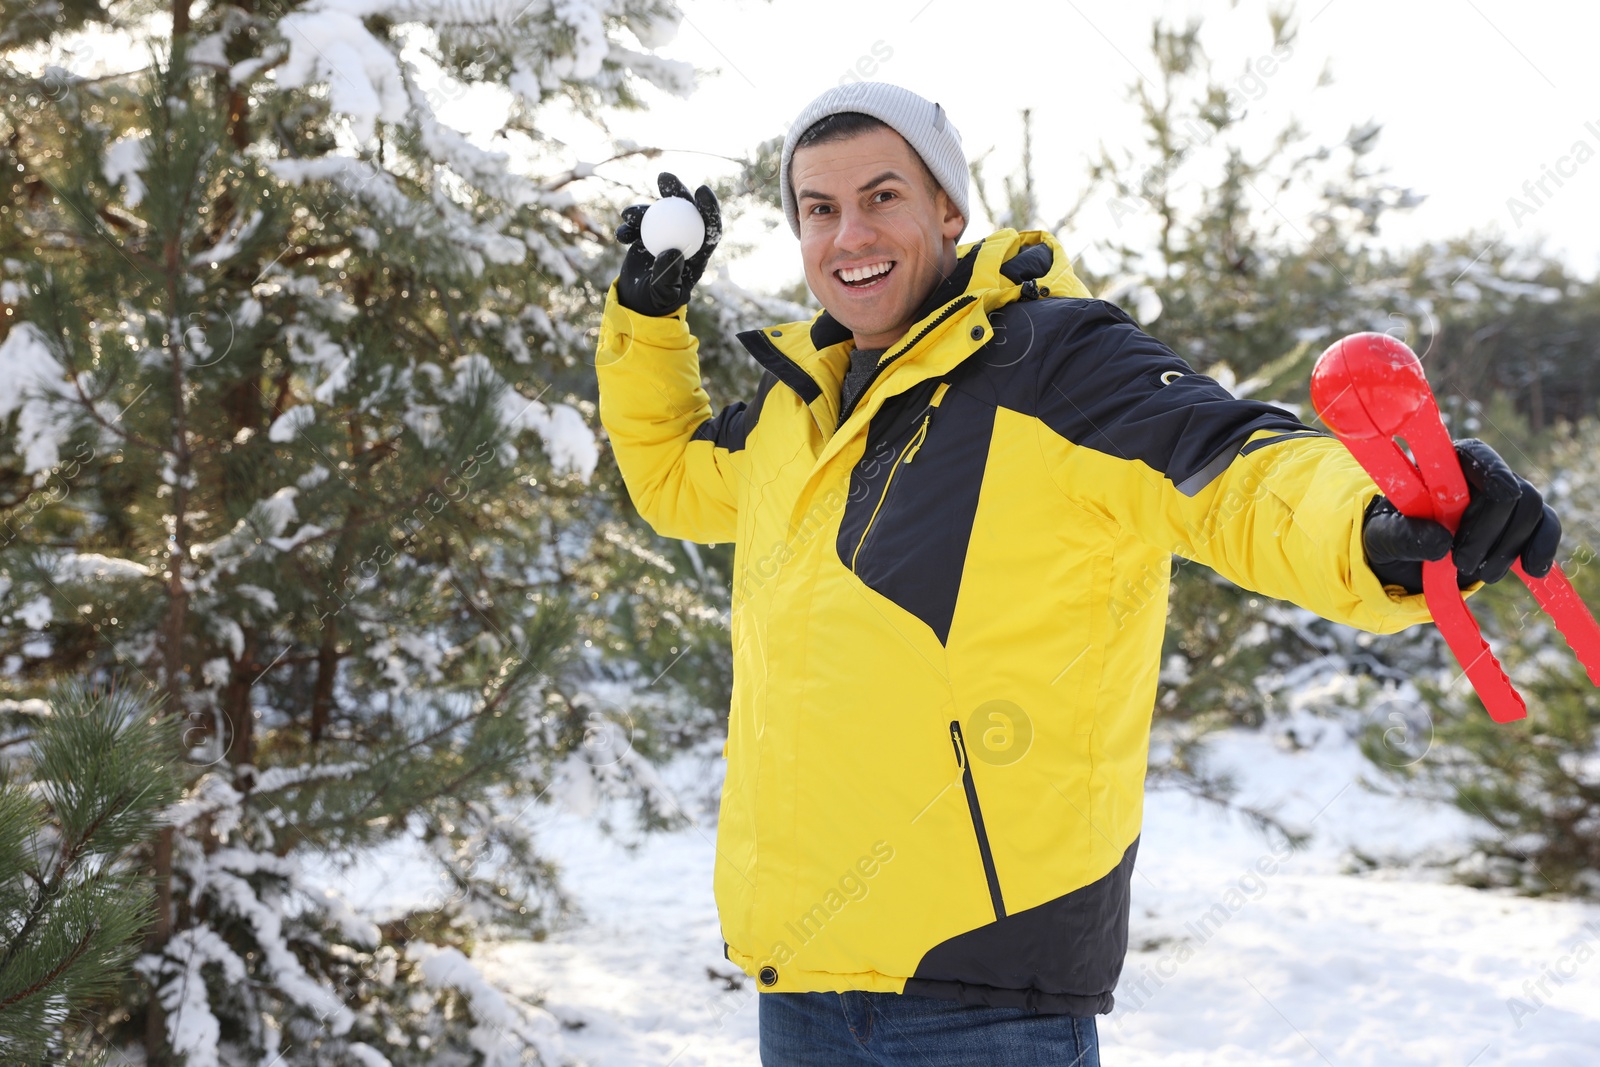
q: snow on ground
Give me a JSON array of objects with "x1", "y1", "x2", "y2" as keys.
[
  {"x1": 1111, "y1": 711, "x2": 1600, "y2": 1066},
  {"x1": 335, "y1": 713, "x2": 1600, "y2": 1066},
  {"x1": 476, "y1": 747, "x2": 760, "y2": 1067}
]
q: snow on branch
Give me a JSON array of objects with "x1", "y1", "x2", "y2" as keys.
[
  {"x1": 0, "y1": 322, "x2": 80, "y2": 476},
  {"x1": 250, "y1": 760, "x2": 373, "y2": 795},
  {"x1": 403, "y1": 76, "x2": 549, "y2": 211},
  {"x1": 146, "y1": 927, "x2": 248, "y2": 1067},
  {"x1": 274, "y1": 5, "x2": 409, "y2": 144},
  {"x1": 52, "y1": 552, "x2": 158, "y2": 583},
  {"x1": 206, "y1": 866, "x2": 355, "y2": 1032},
  {"x1": 265, "y1": 156, "x2": 527, "y2": 277},
  {"x1": 407, "y1": 941, "x2": 566, "y2": 1066},
  {"x1": 191, "y1": 486, "x2": 313, "y2": 572},
  {"x1": 165, "y1": 773, "x2": 246, "y2": 836},
  {"x1": 602, "y1": 42, "x2": 696, "y2": 98},
  {"x1": 267, "y1": 0, "x2": 695, "y2": 147},
  {"x1": 102, "y1": 133, "x2": 148, "y2": 208},
  {"x1": 448, "y1": 352, "x2": 597, "y2": 480},
  {"x1": 189, "y1": 208, "x2": 266, "y2": 269}
]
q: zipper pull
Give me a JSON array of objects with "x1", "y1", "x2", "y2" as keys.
[
  {"x1": 949, "y1": 720, "x2": 967, "y2": 769},
  {"x1": 902, "y1": 413, "x2": 932, "y2": 464}
]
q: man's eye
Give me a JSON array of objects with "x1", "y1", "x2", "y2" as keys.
[{"x1": 875, "y1": 191, "x2": 895, "y2": 202}]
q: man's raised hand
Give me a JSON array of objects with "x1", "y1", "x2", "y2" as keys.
[{"x1": 614, "y1": 172, "x2": 723, "y2": 317}]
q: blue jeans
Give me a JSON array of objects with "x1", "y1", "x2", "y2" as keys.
[{"x1": 759, "y1": 990, "x2": 1100, "y2": 1066}]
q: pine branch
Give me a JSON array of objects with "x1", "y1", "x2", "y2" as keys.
[
  {"x1": 0, "y1": 784, "x2": 136, "y2": 979},
  {"x1": 0, "y1": 921, "x2": 99, "y2": 1010},
  {"x1": 334, "y1": 667, "x2": 542, "y2": 828},
  {"x1": 64, "y1": 363, "x2": 172, "y2": 456}
]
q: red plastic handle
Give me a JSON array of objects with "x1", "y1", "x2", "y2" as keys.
[
  {"x1": 1515, "y1": 560, "x2": 1600, "y2": 688},
  {"x1": 1310, "y1": 332, "x2": 1600, "y2": 723}
]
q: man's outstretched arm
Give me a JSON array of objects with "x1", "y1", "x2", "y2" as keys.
[{"x1": 1034, "y1": 300, "x2": 1557, "y2": 633}]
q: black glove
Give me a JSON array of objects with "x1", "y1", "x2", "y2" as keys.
[
  {"x1": 1362, "y1": 438, "x2": 1562, "y2": 595},
  {"x1": 613, "y1": 172, "x2": 723, "y2": 317}
]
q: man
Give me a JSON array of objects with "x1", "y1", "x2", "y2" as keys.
[{"x1": 593, "y1": 82, "x2": 1560, "y2": 1066}]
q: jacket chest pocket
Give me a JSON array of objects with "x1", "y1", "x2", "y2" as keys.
[
  {"x1": 837, "y1": 379, "x2": 951, "y2": 576},
  {"x1": 831, "y1": 380, "x2": 996, "y2": 646}
]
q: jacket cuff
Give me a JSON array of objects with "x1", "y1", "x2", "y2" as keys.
[
  {"x1": 1350, "y1": 487, "x2": 1486, "y2": 628},
  {"x1": 599, "y1": 279, "x2": 691, "y2": 352}
]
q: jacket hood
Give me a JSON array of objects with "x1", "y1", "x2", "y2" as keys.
[
  {"x1": 735, "y1": 228, "x2": 1092, "y2": 434},
  {"x1": 793, "y1": 227, "x2": 1088, "y2": 354}
]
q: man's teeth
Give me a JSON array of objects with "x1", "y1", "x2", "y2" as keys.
[{"x1": 840, "y1": 262, "x2": 893, "y2": 283}]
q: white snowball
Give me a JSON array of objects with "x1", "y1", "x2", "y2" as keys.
[{"x1": 641, "y1": 197, "x2": 705, "y2": 259}]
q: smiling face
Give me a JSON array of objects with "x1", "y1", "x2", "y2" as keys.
[{"x1": 791, "y1": 125, "x2": 966, "y2": 352}]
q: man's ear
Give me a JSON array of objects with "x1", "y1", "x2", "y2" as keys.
[{"x1": 940, "y1": 191, "x2": 965, "y2": 240}]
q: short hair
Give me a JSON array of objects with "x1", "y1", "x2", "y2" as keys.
[{"x1": 791, "y1": 112, "x2": 943, "y2": 205}]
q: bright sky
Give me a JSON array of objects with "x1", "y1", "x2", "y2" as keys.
[{"x1": 534, "y1": 0, "x2": 1600, "y2": 295}]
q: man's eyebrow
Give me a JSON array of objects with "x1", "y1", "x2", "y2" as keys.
[{"x1": 796, "y1": 170, "x2": 909, "y2": 203}]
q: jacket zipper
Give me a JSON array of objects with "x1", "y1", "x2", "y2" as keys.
[
  {"x1": 849, "y1": 413, "x2": 928, "y2": 572},
  {"x1": 847, "y1": 381, "x2": 949, "y2": 573},
  {"x1": 836, "y1": 294, "x2": 977, "y2": 429},
  {"x1": 949, "y1": 720, "x2": 1006, "y2": 920}
]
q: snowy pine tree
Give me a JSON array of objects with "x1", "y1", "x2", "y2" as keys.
[{"x1": 0, "y1": 0, "x2": 790, "y2": 1061}]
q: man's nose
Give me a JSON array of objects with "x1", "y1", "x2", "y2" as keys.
[{"x1": 833, "y1": 206, "x2": 879, "y2": 251}]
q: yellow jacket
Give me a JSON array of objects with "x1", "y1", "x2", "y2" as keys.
[{"x1": 594, "y1": 227, "x2": 1452, "y2": 1013}]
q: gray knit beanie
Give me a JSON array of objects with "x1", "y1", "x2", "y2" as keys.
[{"x1": 779, "y1": 82, "x2": 969, "y2": 241}]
